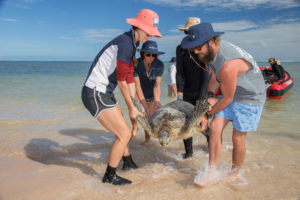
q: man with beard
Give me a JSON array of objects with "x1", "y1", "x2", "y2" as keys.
[{"x1": 181, "y1": 23, "x2": 266, "y2": 186}]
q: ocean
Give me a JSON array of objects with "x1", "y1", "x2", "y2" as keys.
[{"x1": 0, "y1": 61, "x2": 299, "y2": 200}]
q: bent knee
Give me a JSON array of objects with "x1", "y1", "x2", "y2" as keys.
[{"x1": 118, "y1": 130, "x2": 132, "y2": 144}]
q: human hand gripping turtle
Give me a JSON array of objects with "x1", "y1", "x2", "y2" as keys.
[
  {"x1": 131, "y1": 92, "x2": 210, "y2": 146},
  {"x1": 196, "y1": 91, "x2": 219, "y2": 130}
]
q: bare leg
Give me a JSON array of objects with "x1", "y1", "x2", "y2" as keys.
[
  {"x1": 195, "y1": 116, "x2": 229, "y2": 187},
  {"x1": 168, "y1": 86, "x2": 172, "y2": 97},
  {"x1": 171, "y1": 84, "x2": 177, "y2": 98},
  {"x1": 230, "y1": 129, "x2": 247, "y2": 178},
  {"x1": 97, "y1": 107, "x2": 131, "y2": 168}
]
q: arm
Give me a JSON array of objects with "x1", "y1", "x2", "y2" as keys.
[
  {"x1": 116, "y1": 60, "x2": 141, "y2": 119},
  {"x1": 207, "y1": 70, "x2": 220, "y2": 94},
  {"x1": 134, "y1": 76, "x2": 149, "y2": 117},
  {"x1": 118, "y1": 80, "x2": 140, "y2": 119},
  {"x1": 207, "y1": 60, "x2": 239, "y2": 116},
  {"x1": 153, "y1": 76, "x2": 162, "y2": 109},
  {"x1": 153, "y1": 60, "x2": 164, "y2": 108},
  {"x1": 170, "y1": 64, "x2": 177, "y2": 97}
]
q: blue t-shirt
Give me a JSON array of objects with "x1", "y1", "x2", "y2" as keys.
[{"x1": 134, "y1": 58, "x2": 164, "y2": 99}]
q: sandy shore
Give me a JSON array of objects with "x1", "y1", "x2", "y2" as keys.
[{"x1": 1, "y1": 116, "x2": 300, "y2": 200}]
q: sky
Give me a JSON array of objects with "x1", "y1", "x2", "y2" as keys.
[{"x1": 0, "y1": 0, "x2": 300, "y2": 62}]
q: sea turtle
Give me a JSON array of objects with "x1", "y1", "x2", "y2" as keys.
[{"x1": 132, "y1": 93, "x2": 210, "y2": 146}]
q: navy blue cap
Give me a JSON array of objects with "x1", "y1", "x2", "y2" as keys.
[
  {"x1": 181, "y1": 23, "x2": 224, "y2": 49},
  {"x1": 169, "y1": 57, "x2": 176, "y2": 62},
  {"x1": 141, "y1": 40, "x2": 165, "y2": 55}
]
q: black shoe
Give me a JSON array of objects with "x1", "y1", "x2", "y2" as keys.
[
  {"x1": 183, "y1": 137, "x2": 193, "y2": 159},
  {"x1": 102, "y1": 173, "x2": 132, "y2": 185},
  {"x1": 122, "y1": 155, "x2": 139, "y2": 170},
  {"x1": 182, "y1": 153, "x2": 193, "y2": 159}
]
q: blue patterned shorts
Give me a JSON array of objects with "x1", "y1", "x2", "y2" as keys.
[{"x1": 215, "y1": 100, "x2": 264, "y2": 132}]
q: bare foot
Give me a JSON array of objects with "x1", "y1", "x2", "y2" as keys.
[
  {"x1": 194, "y1": 167, "x2": 216, "y2": 187},
  {"x1": 222, "y1": 171, "x2": 238, "y2": 185}
]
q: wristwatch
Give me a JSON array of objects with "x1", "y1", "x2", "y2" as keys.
[
  {"x1": 207, "y1": 91, "x2": 215, "y2": 98},
  {"x1": 205, "y1": 112, "x2": 212, "y2": 119}
]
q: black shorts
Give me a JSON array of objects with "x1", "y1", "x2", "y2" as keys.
[{"x1": 81, "y1": 86, "x2": 117, "y2": 118}]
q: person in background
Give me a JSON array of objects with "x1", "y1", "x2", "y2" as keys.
[
  {"x1": 268, "y1": 58, "x2": 285, "y2": 82},
  {"x1": 181, "y1": 23, "x2": 265, "y2": 186},
  {"x1": 133, "y1": 40, "x2": 165, "y2": 143},
  {"x1": 168, "y1": 57, "x2": 177, "y2": 98},
  {"x1": 81, "y1": 9, "x2": 162, "y2": 186},
  {"x1": 176, "y1": 17, "x2": 210, "y2": 159}
]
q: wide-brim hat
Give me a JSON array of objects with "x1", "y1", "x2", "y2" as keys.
[
  {"x1": 169, "y1": 57, "x2": 176, "y2": 62},
  {"x1": 127, "y1": 9, "x2": 162, "y2": 38},
  {"x1": 181, "y1": 23, "x2": 224, "y2": 49},
  {"x1": 141, "y1": 40, "x2": 165, "y2": 55},
  {"x1": 178, "y1": 17, "x2": 201, "y2": 31}
]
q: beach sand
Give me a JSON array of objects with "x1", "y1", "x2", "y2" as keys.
[{"x1": 1, "y1": 116, "x2": 300, "y2": 200}]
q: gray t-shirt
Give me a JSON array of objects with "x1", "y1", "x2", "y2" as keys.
[{"x1": 210, "y1": 41, "x2": 266, "y2": 105}]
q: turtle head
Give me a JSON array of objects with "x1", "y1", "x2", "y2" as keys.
[{"x1": 159, "y1": 130, "x2": 171, "y2": 146}]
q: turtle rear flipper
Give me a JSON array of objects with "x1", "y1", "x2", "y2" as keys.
[{"x1": 131, "y1": 97, "x2": 155, "y2": 137}]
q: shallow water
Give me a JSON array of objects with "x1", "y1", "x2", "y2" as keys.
[{"x1": 0, "y1": 61, "x2": 300, "y2": 200}]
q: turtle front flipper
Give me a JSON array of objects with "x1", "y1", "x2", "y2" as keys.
[
  {"x1": 131, "y1": 97, "x2": 155, "y2": 137},
  {"x1": 178, "y1": 94, "x2": 209, "y2": 139}
]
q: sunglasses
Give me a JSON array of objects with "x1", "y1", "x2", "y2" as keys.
[
  {"x1": 192, "y1": 42, "x2": 208, "y2": 51},
  {"x1": 145, "y1": 53, "x2": 157, "y2": 58}
]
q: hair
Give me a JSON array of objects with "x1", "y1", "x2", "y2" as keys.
[
  {"x1": 132, "y1": 26, "x2": 138, "y2": 31},
  {"x1": 269, "y1": 58, "x2": 276, "y2": 63},
  {"x1": 211, "y1": 35, "x2": 221, "y2": 46}
]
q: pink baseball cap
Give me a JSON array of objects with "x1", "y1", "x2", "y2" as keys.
[{"x1": 126, "y1": 9, "x2": 162, "y2": 38}]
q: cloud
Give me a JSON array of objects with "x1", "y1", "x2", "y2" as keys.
[
  {"x1": 81, "y1": 28, "x2": 123, "y2": 43},
  {"x1": 141, "y1": 0, "x2": 300, "y2": 10},
  {"x1": 58, "y1": 36, "x2": 80, "y2": 42},
  {"x1": 59, "y1": 28, "x2": 124, "y2": 43},
  {"x1": 221, "y1": 22, "x2": 300, "y2": 61},
  {"x1": 212, "y1": 20, "x2": 258, "y2": 32},
  {"x1": 0, "y1": 18, "x2": 17, "y2": 22},
  {"x1": 7, "y1": 0, "x2": 39, "y2": 9},
  {"x1": 158, "y1": 21, "x2": 300, "y2": 61}
]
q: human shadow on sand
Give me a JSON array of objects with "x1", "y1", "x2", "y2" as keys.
[
  {"x1": 24, "y1": 127, "x2": 208, "y2": 184},
  {"x1": 24, "y1": 128, "x2": 115, "y2": 177}
]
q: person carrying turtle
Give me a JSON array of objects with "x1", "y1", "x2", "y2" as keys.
[
  {"x1": 81, "y1": 9, "x2": 162, "y2": 185},
  {"x1": 181, "y1": 23, "x2": 265, "y2": 186},
  {"x1": 176, "y1": 17, "x2": 211, "y2": 159},
  {"x1": 132, "y1": 40, "x2": 165, "y2": 143}
]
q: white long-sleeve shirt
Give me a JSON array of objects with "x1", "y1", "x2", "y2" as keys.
[{"x1": 168, "y1": 63, "x2": 177, "y2": 86}]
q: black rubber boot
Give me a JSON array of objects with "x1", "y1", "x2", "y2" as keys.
[
  {"x1": 102, "y1": 165, "x2": 132, "y2": 185},
  {"x1": 182, "y1": 137, "x2": 193, "y2": 159},
  {"x1": 122, "y1": 155, "x2": 139, "y2": 170}
]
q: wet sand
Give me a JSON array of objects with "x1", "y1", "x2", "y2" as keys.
[{"x1": 1, "y1": 116, "x2": 300, "y2": 200}]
